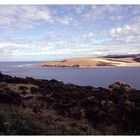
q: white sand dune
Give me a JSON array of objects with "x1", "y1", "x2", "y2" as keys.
[{"x1": 36, "y1": 57, "x2": 140, "y2": 68}]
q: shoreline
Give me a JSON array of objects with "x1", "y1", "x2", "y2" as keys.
[
  {"x1": 36, "y1": 65, "x2": 140, "y2": 69},
  {"x1": 36, "y1": 56, "x2": 140, "y2": 68}
]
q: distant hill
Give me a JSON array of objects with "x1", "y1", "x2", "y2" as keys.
[
  {"x1": 104, "y1": 54, "x2": 140, "y2": 63},
  {"x1": 103, "y1": 54, "x2": 140, "y2": 59}
]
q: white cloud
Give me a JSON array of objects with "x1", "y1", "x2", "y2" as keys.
[
  {"x1": 82, "y1": 5, "x2": 124, "y2": 22},
  {"x1": 0, "y1": 5, "x2": 54, "y2": 30},
  {"x1": 0, "y1": 5, "x2": 140, "y2": 61},
  {"x1": 57, "y1": 16, "x2": 73, "y2": 25},
  {"x1": 0, "y1": 5, "x2": 75, "y2": 30},
  {"x1": 110, "y1": 15, "x2": 123, "y2": 21},
  {"x1": 19, "y1": 6, "x2": 53, "y2": 22},
  {"x1": 1, "y1": 34, "x2": 140, "y2": 61},
  {"x1": 83, "y1": 32, "x2": 94, "y2": 38},
  {"x1": 110, "y1": 23, "x2": 140, "y2": 43},
  {"x1": 74, "y1": 5, "x2": 86, "y2": 14}
]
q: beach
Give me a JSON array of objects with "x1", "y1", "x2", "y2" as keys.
[{"x1": 37, "y1": 57, "x2": 140, "y2": 68}]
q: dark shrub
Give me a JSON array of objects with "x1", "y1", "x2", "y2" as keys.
[{"x1": 30, "y1": 87, "x2": 39, "y2": 94}]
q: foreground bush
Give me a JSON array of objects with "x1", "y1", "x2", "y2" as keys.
[{"x1": 0, "y1": 73, "x2": 140, "y2": 135}]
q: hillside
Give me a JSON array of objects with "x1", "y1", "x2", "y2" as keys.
[
  {"x1": 0, "y1": 72, "x2": 140, "y2": 135},
  {"x1": 37, "y1": 55, "x2": 140, "y2": 68}
]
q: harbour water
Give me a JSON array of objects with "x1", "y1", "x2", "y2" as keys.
[{"x1": 0, "y1": 61, "x2": 140, "y2": 89}]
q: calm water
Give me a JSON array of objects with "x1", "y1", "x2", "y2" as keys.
[{"x1": 0, "y1": 61, "x2": 140, "y2": 89}]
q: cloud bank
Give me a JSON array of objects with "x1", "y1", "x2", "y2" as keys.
[{"x1": 0, "y1": 5, "x2": 140, "y2": 61}]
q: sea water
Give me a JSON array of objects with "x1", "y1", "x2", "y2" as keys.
[{"x1": 0, "y1": 61, "x2": 140, "y2": 89}]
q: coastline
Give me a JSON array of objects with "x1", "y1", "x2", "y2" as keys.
[
  {"x1": 35, "y1": 65, "x2": 140, "y2": 69},
  {"x1": 35, "y1": 56, "x2": 140, "y2": 68}
]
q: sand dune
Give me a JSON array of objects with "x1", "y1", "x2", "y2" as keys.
[{"x1": 37, "y1": 57, "x2": 140, "y2": 68}]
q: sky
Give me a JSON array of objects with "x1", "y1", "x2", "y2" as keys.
[{"x1": 0, "y1": 5, "x2": 140, "y2": 61}]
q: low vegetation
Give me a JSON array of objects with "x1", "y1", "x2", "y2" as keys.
[{"x1": 0, "y1": 72, "x2": 140, "y2": 135}]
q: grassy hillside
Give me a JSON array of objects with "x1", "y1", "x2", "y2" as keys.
[{"x1": 0, "y1": 72, "x2": 140, "y2": 135}]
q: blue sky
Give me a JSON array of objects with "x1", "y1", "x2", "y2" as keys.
[{"x1": 0, "y1": 5, "x2": 140, "y2": 61}]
